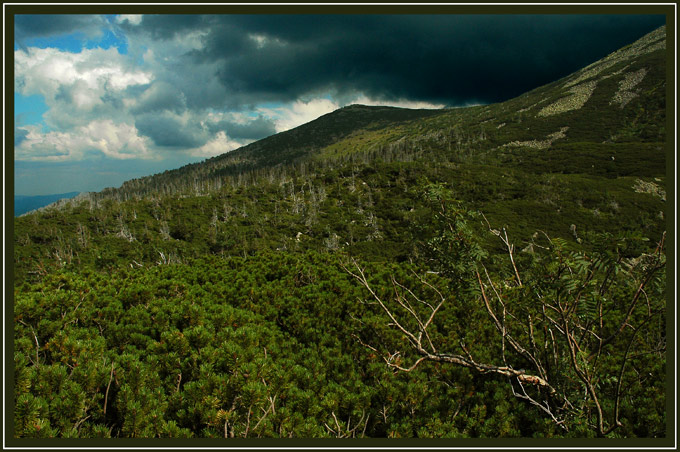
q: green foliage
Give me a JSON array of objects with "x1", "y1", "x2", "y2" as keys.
[{"x1": 12, "y1": 28, "x2": 667, "y2": 438}]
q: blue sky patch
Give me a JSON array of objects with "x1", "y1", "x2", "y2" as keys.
[
  {"x1": 17, "y1": 32, "x2": 87, "y2": 53},
  {"x1": 15, "y1": 92, "x2": 49, "y2": 128},
  {"x1": 16, "y1": 28, "x2": 127, "y2": 54},
  {"x1": 85, "y1": 28, "x2": 128, "y2": 54}
]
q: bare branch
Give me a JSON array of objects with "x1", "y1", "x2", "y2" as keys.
[
  {"x1": 103, "y1": 363, "x2": 115, "y2": 415},
  {"x1": 73, "y1": 414, "x2": 91, "y2": 433},
  {"x1": 18, "y1": 320, "x2": 40, "y2": 367},
  {"x1": 351, "y1": 333, "x2": 381, "y2": 354},
  {"x1": 482, "y1": 214, "x2": 522, "y2": 286},
  {"x1": 511, "y1": 380, "x2": 567, "y2": 431},
  {"x1": 478, "y1": 269, "x2": 547, "y2": 380},
  {"x1": 386, "y1": 356, "x2": 428, "y2": 373},
  {"x1": 596, "y1": 260, "x2": 663, "y2": 356},
  {"x1": 345, "y1": 260, "x2": 421, "y2": 349},
  {"x1": 252, "y1": 394, "x2": 277, "y2": 435},
  {"x1": 391, "y1": 277, "x2": 439, "y2": 353}
]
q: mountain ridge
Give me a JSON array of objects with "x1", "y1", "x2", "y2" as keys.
[{"x1": 38, "y1": 25, "x2": 663, "y2": 207}]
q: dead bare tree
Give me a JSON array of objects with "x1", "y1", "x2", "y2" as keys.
[
  {"x1": 344, "y1": 223, "x2": 666, "y2": 436},
  {"x1": 324, "y1": 410, "x2": 370, "y2": 438}
]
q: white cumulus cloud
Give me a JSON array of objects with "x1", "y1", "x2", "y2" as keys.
[
  {"x1": 15, "y1": 46, "x2": 152, "y2": 101},
  {"x1": 15, "y1": 121, "x2": 153, "y2": 162},
  {"x1": 186, "y1": 131, "x2": 243, "y2": 158},
  {"x1": 350, "y1": 95, "x2": 445, "y2": 110},
  {"x1": 258, "y1": 98, "x2": 340, "y2": 133},
  {"x1": 116, "y1": 14, "x2": 143, "y2": 25}
]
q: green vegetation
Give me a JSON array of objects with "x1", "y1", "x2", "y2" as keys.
[{"x1": 12, "y1": 27, "x2": 668, "y2": 439}]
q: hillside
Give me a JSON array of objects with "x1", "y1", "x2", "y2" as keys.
[
  {"x1": 59, "y1": 26, "x2": 666, "y2": 202},
  {"x1": 16, "y1": 26, "x2": 667, "y2": 278},
  {"x1": 12, "y1": 26, "x2": 669, "y2": 440}
]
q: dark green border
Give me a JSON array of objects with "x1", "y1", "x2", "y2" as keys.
[
  {"x1": 4, "y1": 2, "x2": 676, "y2": 450},
  {"x1": 5, "y1": 3, "x2": 16, "y2": 447},
  {"x1": 663, "y1": 10, "x2": 677, "y2": 452}
]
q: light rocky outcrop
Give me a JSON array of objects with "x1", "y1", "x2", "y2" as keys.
[{"x1": 501, "y1": 126, "x2": 569, "y2": 150}]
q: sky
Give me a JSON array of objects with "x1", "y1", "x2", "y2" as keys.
[{"x1": 12, "y1": 13, "x2": 665, "y2": 196}]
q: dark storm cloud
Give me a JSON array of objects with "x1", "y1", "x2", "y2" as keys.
[
  {"x1": 134, "y1": 14, "x2": 666, "y2": 106},
  {"x1": 131, "y1": 81, "x2": 186, "y2": 114},
  {"x1": 135, "y1": 113, "x2": 204, "y2": 148},
  {"x1": 15, "y1": 14, "x2": 107, "y2": 45},
  {"x1": 119, "y1": 14, "x2": 212, "y2": 40},
  {"x1": 208, "y1": 116, "x2": 277, "y2": 140}
]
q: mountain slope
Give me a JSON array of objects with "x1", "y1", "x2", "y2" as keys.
[
  {"x1": 14, "y1": 25, "x2": 668, "y2": 276},
  {"x1": 63, "y1": 25, "x2": 666, "y2": 203},
  {"x1": 97, "y1": 105, "x2": 448, "y2": 200},
  {"x1": 15, "y1": 25, "x2": 667, "y2": 276},
  {"x1": 12, "y1": 26, "x2": 669, "y2": 440}
]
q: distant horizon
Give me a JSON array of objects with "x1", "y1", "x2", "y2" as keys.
[
  {"x1": 15, "y1": 191, "x2": 80, "y2": 198},
  {"x1": 13, "y1": 190, "x2": 81, "y2": 216}
]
